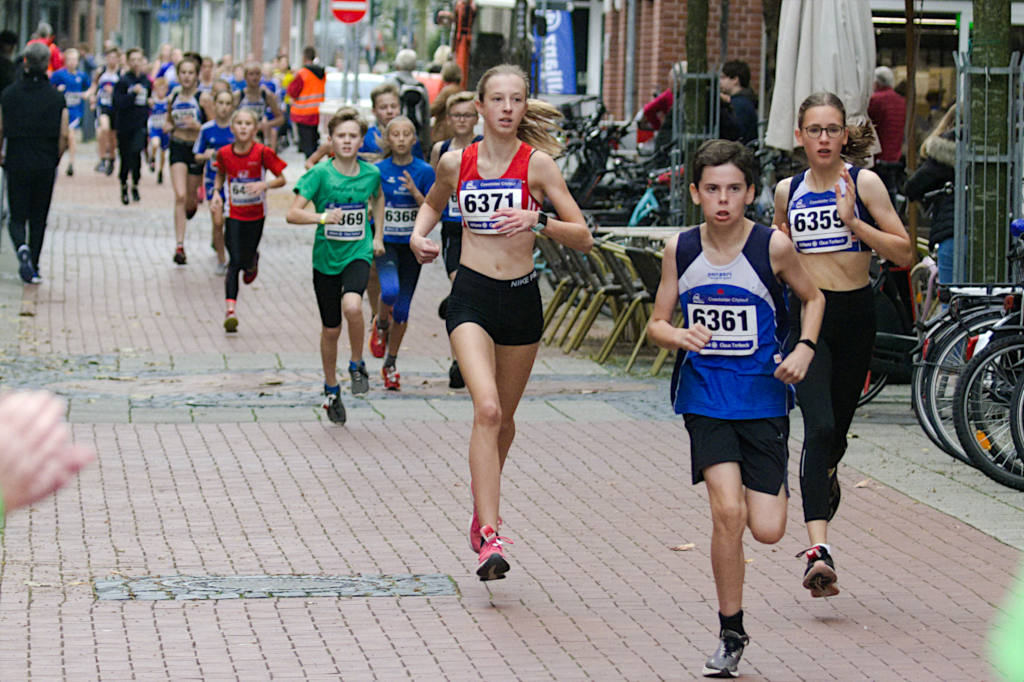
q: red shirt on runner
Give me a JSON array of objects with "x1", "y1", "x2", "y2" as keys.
[{"x1": 215, "y1": 142, "x2": 287, "y2": 221}]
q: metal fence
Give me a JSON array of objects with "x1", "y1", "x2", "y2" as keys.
[
  {"x1": 952, "y1": 52, "x2": 1024, "y2": 285},
  {"x1": 669, "y1": 71, "x2": 721, "y2": 225}
]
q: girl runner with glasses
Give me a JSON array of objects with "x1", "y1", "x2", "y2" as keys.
[{"x1": 773, "y1": 91, "x2": 914, "y2": 599}]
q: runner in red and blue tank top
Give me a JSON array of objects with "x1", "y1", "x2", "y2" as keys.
[{"x1": 410, "y1": 64, "x2": 593, "y2": 583}]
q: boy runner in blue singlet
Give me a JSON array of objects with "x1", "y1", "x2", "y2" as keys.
[
  {"x1": 647, "y1": 140, "x2": 824, "y2": 678},
  {"x1": 50, "y1": 48, "x2": 91, "y2": 176}
]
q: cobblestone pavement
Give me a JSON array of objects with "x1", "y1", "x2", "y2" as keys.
[{"x1": 0, "y1": 144, "x2": 1019, "y2": 680}]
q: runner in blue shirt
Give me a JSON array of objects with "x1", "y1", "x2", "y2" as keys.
[
  {"x1": 147, "y1": 77, "x2": 170, "y2": 184},
  {"x1": 648, "y1": 139, "x2": 824, "y2": 678},
  {"x1": 50, "y1": 48, "x2": 92, "y2": 176},
  {"x1": 193, "y1": 86, "x2": 237, "y2": 275},
  {"x1": 369, "y1": 116, "x2": 435, "y2": 390}
]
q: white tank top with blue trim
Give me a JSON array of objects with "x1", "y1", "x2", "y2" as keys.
[{"x1": 786, "y1": 163, "x2": 877, "y2": 254}]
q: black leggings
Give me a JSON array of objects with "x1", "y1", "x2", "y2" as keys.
[
  {"x1": 792, "y1": 286, "x2": 875, "y2": 522},
  {"x1": 6, "y1": 165, "x2": 56, "y2": 270},
  {"x1": 224, "y1": 217, "x2": 264, "y2": 301},
  {"x1": 117, "y1": 126, "x2": 146, "y2": 185},
  {"x1": 296, "y1": 123, "x2": 319, "y2": 158}
]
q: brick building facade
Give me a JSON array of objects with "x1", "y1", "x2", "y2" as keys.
[{"x1": 603, "y1": 0, "x2": 765, "y2": 119}]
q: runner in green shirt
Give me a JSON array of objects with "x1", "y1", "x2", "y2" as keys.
[{"x1": 287, "y1": 108, "x2": 384, "y2": 424}]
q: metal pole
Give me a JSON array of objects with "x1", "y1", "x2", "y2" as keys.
[
  {"x1": 318, "y1": 0, "x2": 329, "y2": 68},
  {"x1": 623, "y1": 0, "x2": 637, "y2": 119},
  {"x1": 905, "y1": 0, "x2": 919, "y2": 253}
]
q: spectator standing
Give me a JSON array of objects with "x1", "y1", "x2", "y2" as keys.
[
  {"x1": 429, "y1": 62, "x2": 463, "y2": 144},
  {"x1": 392, "y1": 49, "x2": 431, "y2": 155},
  {"x1": 113, "y1": 47, "x2": 153, "y2": 205},
  {"x1": 0, "y1": 42, "x2": 68, "y2": 284},
  {"x1": 0, "y1": 31, "x2": 18, "y2": 93},
  {"x1": 718, "y1": 60, "x2": 758, "y2": 144},
  {"x1": 286, "y1": 46, "x2": 326, "y2": 158},
  {"x1": 904, "y1": 105, "x2": 955, "y2": 285},
  {"x1": 25, "y1": 22, "x2": 62, "y2": 74},
  {"x1": 868, "y1": 66, "x2": 907, "y2": 198}
]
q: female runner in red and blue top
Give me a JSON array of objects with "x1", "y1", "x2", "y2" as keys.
[{"x1": 410, "y1": 64, "x2": 592, "y2": 582}]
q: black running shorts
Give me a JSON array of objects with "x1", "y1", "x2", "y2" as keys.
[
  {"x1": 445, "y1": 265, "x2": 543, "y2": 346},
  {"x1": 169, "y1": 138, "x2": 203, "y2": 175},
  {"x1": 683, "y1": 413, "x2": 790, "y2": 496},
  {"x1": 313, "y1": 260, "x2": 371, "y2": 328}
]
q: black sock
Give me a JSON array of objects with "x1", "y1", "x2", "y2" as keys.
[
  {"x1": 719, "y1": 610, "x2": 745, "y2": 636},
  {"x1": 384, "y1": 353, "x2": 397, "y2": 368}
]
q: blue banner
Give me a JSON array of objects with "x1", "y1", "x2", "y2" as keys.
[{"x1": 534, "y1": 10, "x2": 576, "y2": 95}]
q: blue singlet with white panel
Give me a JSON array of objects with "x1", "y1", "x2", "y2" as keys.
[{"x1": 670, "y1": 223, "x2": 793, "y2": 419}]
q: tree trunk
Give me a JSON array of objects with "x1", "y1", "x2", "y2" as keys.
[
  {"x1": 969, "y1": 0, "x2": 1011, "y2": 282},
  {"x1": 761, "y1": 0, "x2": 781, "y2": 111},
  {"x1": 683, "y1": 0, "x2": 709, "y2": 224}
]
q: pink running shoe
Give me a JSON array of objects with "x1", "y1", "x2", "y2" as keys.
[{"x1": 476, "y1": 525, "x2": 512, "y2": 581}]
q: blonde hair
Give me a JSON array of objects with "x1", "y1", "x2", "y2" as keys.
[
  {"x1": 475, "y1": 64, "x2": 563, "y2": 156},
  {"x1": 920, "y1": 104, "x2": 956, "y2": 160},
  {"x1": 445, "y1": 90, "x2": 476, "y2": 114},
  {"x1": 230, "y1": 107, "x2": 260, "y2": 127},
  {"x1": 379, "y1": 115, "x2": 416, "y2": 158}
]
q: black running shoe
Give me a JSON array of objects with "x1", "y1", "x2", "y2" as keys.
[
  {"x1": 826, "y1": 467, "x2": 841, "y2": 522},
  {"x1": 322, "y1": 391, "x2": 346, "y2": 424},
  {"x1": 449, "y1": 360, "x2": 465, "y2": 389},
  {"x1": 66, "y1": 164, "x2": 73, "y2": 176},
  {"x1": 799, "y1": 544, "x2": 839, "y2": 598},
  {"x1": 131, "y1": 186, "x2": 140, "y2": 202},
  {"x1": 702, "y1": 629, "x2": 749, "y2": 678},
  {"x1": 120, "y1": 183, "x2": 129, "y2": 205},
  {"x1": 349, "y1": 363, "x2": 369, "y2": 396},
  {"x1": 157, "y1": 169, "x2": 163, "y2": 184},
  {"x1": 104, "y1": 158, "x2": 114, "y2": 176},
  {"x1": 438, "y1": 295, "x2": 449, "y2": 320},
  {"x1": 16, "y1": 245, "x2": 33, "y2": 284},
  {"x1": 173, "y1": 246, "x2": 187, "y2": 265}
]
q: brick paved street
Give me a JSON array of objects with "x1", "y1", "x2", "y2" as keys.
[{"x1": 0, "y1": 143, "x2": 1020, "y2": 680}]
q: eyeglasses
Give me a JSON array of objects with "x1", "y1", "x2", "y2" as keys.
[
  {"x1": 449, "y1": 113, "x2": 477, "y2": 120},
  {"x1": 802, "y1": 125, "x2": 846, "y2": 139}
]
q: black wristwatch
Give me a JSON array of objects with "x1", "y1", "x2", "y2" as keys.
[
  {"x1": 531, "y1": 211, "x2": 548, "y2": 234},
  {"x1": 797, "y1": 338, "x2": 817, "y2": 352}
]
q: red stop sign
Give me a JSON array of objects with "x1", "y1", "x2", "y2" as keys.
[{"x1": 332, "y1": 0, "x2": 367, "y2": 23}]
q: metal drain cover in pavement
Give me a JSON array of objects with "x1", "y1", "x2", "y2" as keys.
[{"x1": 94, "y1": 573, "x2": 458, "y2": 600}]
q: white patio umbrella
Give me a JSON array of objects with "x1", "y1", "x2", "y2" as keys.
[{"x1": 764, "y1": 0, "x2": 877, "y2": 151}]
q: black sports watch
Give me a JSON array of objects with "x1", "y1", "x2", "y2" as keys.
[
  {"x1": 797, "y1": 338, "x2": 817, "y2": 352},
  {"x1": 531, "y1": 211, "x2": 549, "y2": 234}
]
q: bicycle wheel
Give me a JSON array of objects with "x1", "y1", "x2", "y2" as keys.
[
  {"x1": 953, "y1": 335, "x2": 1024, "y2": 490},
  {"x1": 857, "y1": 370, "x2": 888, "y2": 407},
  {"x1": 1009, "y1": 374, "x2": 1024, "y2": 458},
  {"x1": 923, "y1": 307, "x2": 1006, "y2": 463},
  {"x1": 912, "y1": 307, "x2": 990, "y2": 453}
]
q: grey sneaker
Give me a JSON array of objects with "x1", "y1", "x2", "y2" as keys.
[
  {"x1": 322, "y1": 391, "x2": 346, "y2": 424},
  {"x1": 702, "y1": 629, "x2": 749, "y2": 678},
  {"x1": 16, "y1": 245, "x2": 33, "y2": 283},
  {"x1": 350, "y1": 364, "x2": 369, "y2": 396}
]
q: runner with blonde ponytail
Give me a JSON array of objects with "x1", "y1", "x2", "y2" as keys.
[{"x1": 410, "y1": 64, "x2": 592, "y2": 581}]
